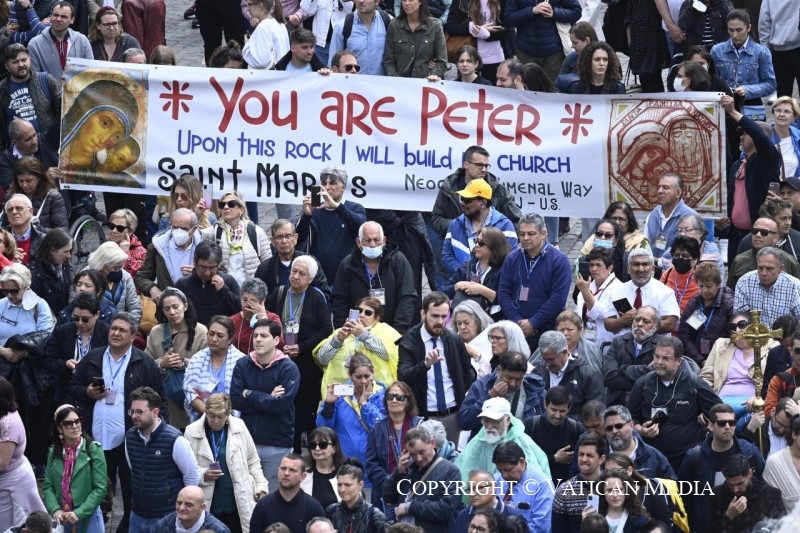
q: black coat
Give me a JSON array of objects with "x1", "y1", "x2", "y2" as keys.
[
  {"x1": 29, "y1": 259, "x2": 72, "y2": 317},
  {"x1": 397, "y1": 324, "x2": 474, "y2": 416},
  {"x1": 43, "y1": 320, "x2": 110, "y2": 403},
  {"x1": 174, "y1": 270, "x2": 241, "y2": 326},
  {"x1": 534, "y1": 356, "x2": 603, "y2": 421},
  {"x1": 331, "y1": 243, "x2": 418, "y2": 333},
  {"x1": 254, "y1": 250, "x2": 331, "y2": 300},
  {"x1": 709, "y1": 478, "x2": 785, "y2": 533},
  {"x1": 603, "y1": 333, "x2": 667, "y2": 406},
  {"x1": 68, "y1": 345, "x2": 168, "y2": 435}
]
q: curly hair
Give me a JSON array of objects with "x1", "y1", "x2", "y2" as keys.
[{"x1": 576, "y1": 42, "x2": 622, "y2": 92}]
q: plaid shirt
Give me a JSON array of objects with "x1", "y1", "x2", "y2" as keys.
[{"x1": 734, "y1": 272, "x2": 800, "y2": 329}]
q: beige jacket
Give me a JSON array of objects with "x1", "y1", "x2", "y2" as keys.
[
  {"x1": 700, "y1": 337, "x2": 778, "y2": 393},
  {"x1": 185, "y1": 415, "x2": 269, "y2": 533}
]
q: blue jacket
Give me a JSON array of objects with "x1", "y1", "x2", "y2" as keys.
[
  {"x1": 154, "y1": 511, "x2": 231, "y2": 533},
  {"x1": 365, "y1": 415, "x2": 423, "y2": 506},
  {"x1": 772, "y1": 124, "x2": 800, "y2": 177},
  {"x1": 494, "y1": 467, "x2": 553, "y2": 533},
  {"x1": 710, "y1": 38, "x2": 777, "y2": 99},
  {"x1": 498, "y1": 242, "x2": 572, "y2": 341},
  {"x1": 458, "y1": 371, "x2": 546, "y2": 433},
  {"x1": 505, "y1": 0, "x2": 581, "y2": 58},
  {"x1": 567, "y1": 432, "x2": 674, "y2": 479},
  {"x1": 230, "y1": 352, "x2": 300, "y2": 448},
  {"x1": 442, "y1": 208, "x2": 518, "y2": 275},
  {"x1": 317, "y1": 382, "x2": 387, "y2": 485},
  {"x1": 126, "y1": 422, "x2": 184, "y2": 518},
  {"x1": 677, "y1": 434, "x2": 766, "y2": 533}
]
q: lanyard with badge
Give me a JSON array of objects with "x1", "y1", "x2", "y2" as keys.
[
  {"x1": 517, "y1": 246, "x2": 544, "y2": 302},
  {"x1": 654, "y1": 207, "x2": 682, "y2": 252},
  {"x1": 363, "y1": 260, "x2": 385, "y2": 305},
  {"x1": 686, "y1": 302, "x2": 715, "y2": 355},
  {"x1": 285, "y1": 291, "x2": 305, "y2": 345},
  {"x1": 209, "y1": 427, "x2": 226, "y2": 471},
  {"x1": 104, "y1": 351, "x2": 128, "y2": 405}
]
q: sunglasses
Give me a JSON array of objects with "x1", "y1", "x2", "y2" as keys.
[
  {"x1": 320, "y1": 175, "x2": 339, "y2": 185},
  {"x1": 729, "y1": 320, "x2": 750, "y2": 332},
  {"x1": 595, "y1": 231, "x2": 614, "y2": 239},
  {"x1": 218, "y1": 200, "x2": 241, "y2": 209},
  {"x1": 308, "y1": 441, "x2": 332, "y2": 450},
  {"x1": 60, "y1": 418, "x2": 83, "y2": 429},
  {"x1": 106, "y1": 222, "x2": 128, "y2": 233},
  {"x1": 0, "y1": 288, "x2": 20, "y2": 296},
  {"x1": 386, "y1": 393, "x2": 407, "y2": 402},
  {"x1": 357, "y1": 307, "x2": 375, "y2": 317},
  {"x1": 343, "y1": 64, "x2": 361, "y2": 72},
  {"x1": 714, "y1": 420, "x2": 736, "y2": 427},
  {"x1": 474, "y1": 240, "x2": 487, "y2": 248},
  {"x1": 460, "y1": 197, "x2": 478, "y2": 204},
  {"x1": 604, "y1": 422, "x2": 627, "y2": 432},
  {"x1": 751, "y1": 228, "x2": 778, "y2": 236},
  {"x1": 172, "y1": 192, "x2": 189, "y2": 201},
  {"x1": 72, "y1": 315, "x2": 93, "y2": 324}
]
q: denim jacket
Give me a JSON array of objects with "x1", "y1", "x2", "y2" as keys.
[{"x1": 710, "y1": 38, "x2": 776, "y2": 100}]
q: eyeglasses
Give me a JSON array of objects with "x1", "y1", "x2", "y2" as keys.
[
  {"x1": 60, "y1": 418, "x2": 83, "y2": 428},
  {"x1": 106, "y1": 222, "x2": 128, "y2": 233},
  {"x1": 595, "y1": 231, "x2": 614, "y2": 239},
  {"x1": 751, "y1": 228, "x2": 778, "y2": 236},
  {"x1": 172, "y1": 192, "x2": 189, "y2": 201},
  {"x1": 488, "y1": 335, "x2": 506, "y2": 343},
  {"x1": 714, "y1": 419, "x2": 736, "y2": 427},
  {"x1": 308, "y1": 441, "x2": 332, "y2": 450},
  {"x1": 320, "y1": 174, "x2": 339, "y2": 185},
  {"x1": 474, "y1": 240, "x2": 487, "y2": 248},
  {"x1": 467, "y1": 161, "x2": 491, "y2": 170},
  {"x1": 72, "y1": 315, "x2": 93, "y2": 324},
  {"x1": 0, "y1": 288, "x2": 20, "y2": 296},
  {"x1": 343, "y1": 64, "x2": 361, "y2": 72},
  {"x1": 218, "y1": 200, "x2": 241, "y2": 209},
  {"x1": 604, "y1": 422, "x2": 627, "y2": 432},
  {"x1": 672, "y1": 253, "x2": 694, "y2": 260},
  {"x1": 272, "y1": 233, "x2": 295, "y2": 241},
  {"x1": 99, "y1": 21, "x2": 119, "y2": 27},
  {"x1": 5, "y1": 205, "x2": 27, "y2": 213},
  {"x1": 729, "y1": 320, "x2": 750, "y2": 332},
  {"x1": 127, "y1": 409, "x2": 149, "y2": 416},
  {"x1": 357, "y1": 307, "x2": 375, "y2": 317},
  {"x1": 676, "y1": 227, "x2": 698, "y2": 235},
  {"x1": 468, "y1": 524, "x2": 488, "y2": 533}
]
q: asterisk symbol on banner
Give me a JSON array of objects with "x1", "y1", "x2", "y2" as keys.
[
  {"x1": 159, "y1": 81, "x2": 193, "y2": 120},
  {"x1": 560, "y1": 103, "x2": 593, "y2": 144}
]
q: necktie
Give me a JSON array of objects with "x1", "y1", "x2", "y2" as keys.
[
  {"x1": 735, "y1": 157, "x2": 747, "y2": 181},
  {"x1": 432, "y1": 337, "x2": 447, "y2": 413},
  {"x1": 633, "y1": 287, "x2": 642, "y2": 310}
]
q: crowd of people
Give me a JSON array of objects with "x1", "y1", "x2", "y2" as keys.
[{"x1": 0, "y1": 0, "x2": 799, "y2": 533}]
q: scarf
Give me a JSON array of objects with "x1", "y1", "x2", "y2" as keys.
[{"x1": 61, "y1": 437, "x2": 82, "y2": 511}]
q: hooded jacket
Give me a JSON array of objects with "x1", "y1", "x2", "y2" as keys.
[
  {"x1": 458, "y1": 370, "x2": 546, "y2": 432},
  {"x1": 534, "y1": 356, "x2": 603, "y2": 421}
]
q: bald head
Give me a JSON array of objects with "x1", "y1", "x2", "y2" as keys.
[
  {"x1": 175, "y1": 485, "x2": 206, "y2": 526},
  {"x1": 752, "y1": 217, "x2": 780, "y2": 250},
  {"x1": 9, "y1": 119, "x2": 38, "y2": 156}
]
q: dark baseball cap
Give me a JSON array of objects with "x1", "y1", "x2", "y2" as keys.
[{"x1": 780, "y1": 177, "x2": 800, "y2": 191}]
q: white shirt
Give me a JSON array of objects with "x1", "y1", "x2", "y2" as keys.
[
  {"x1": 420, "y1": 328, "x2": 456, "y2": 412},
  {"x1": 576, "y1": 273, "x2": 620, "y2": 348},
  {"x1": 780, "y1": 136, "x2": 799, "y2": 178},
  {"x1": 93, "y1": 347, "x2": 131, "y2": 450},
  {"x1": 243, "y1": 18, "x2": 290, "y2": 69},
  {"x1": 603, "y1": 279, "x2": 681, "y2": 335}
]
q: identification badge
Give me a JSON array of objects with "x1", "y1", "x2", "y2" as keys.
[
  {"x1": 654, "y1": 232, "x2": 668, "y2": 251},
  {"x1": 584, "y1": 322, "x2": 596, "y2": 341},
  {"x1": 519, "y1": 287, "x2": 529, "y2": 301},
  {"x1": 686, "y1": 310, "x2": 707, "y2": 330},
  {"x1": 471, "y1": 274, "x2": 481, "y2": 283},
  {"x1": 370, "y1": 288, "x2": 386, "y2": 305},
  {"x1": 700, "y1": 339, "x2": 711, "y2": 354},
  {"x1": 285, "y1": 331, "x2": 297, "y2": 345},
  {"x1": 286, "y1": 321, "x2": 299, "y2": 334},
  {"x1": 105, "y1": 389, "x2": 118, "y2": 405},
  {"x1": 651, "y1": 407, "x2": 667, "y2": 417}
]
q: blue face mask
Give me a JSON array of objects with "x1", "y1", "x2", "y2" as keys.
[
  {"x1": 594, "y1": 238, "x2": 613, "y2": 249},
  {"x1": 362, "y1": 246, "x2": 383, "y2": 259}
]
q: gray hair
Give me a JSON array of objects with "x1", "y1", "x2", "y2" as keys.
[
  {"x1": 418, "y1": 419, "x2": 447, "y2": 452},
  {"x1": 0, "y1": 263, "x2": 31, "y2": 291},
  {"x1": 678, "y1": 214, "x2": 708, "y2": 241},
  {"x1": 604, "y1": 405, "x2": 633, "y2": 423},
  {"x1": 171, "y1": 207, "x2": 198, "y2": 227},
  {"x1": 636, "y1": 305, "x2": 662, "y2": 329},
  {"x1": 88, "y1": 241, "x2": 128, "y2": 270},
  {"x1": 448, "y1": 300, "x2": 493, "y2": 335},
  {"x1": 655, "y1": 335, "x2": 683, "y2": 359},
  {"x1": 757, "y1": 246, "x2": 784, "y2": 265},
  {"x1": 292, "y1": 255, "x2": 319, "y2": 279},
  {"x1": 358, "y1": 221, "x2": 384, "y2": 240},
  {"x1": 538, "y1": 330, "x2": 568, "y2": 356},
  {"x1": 8, "y1": 118, "x2": 32, "y2": 142},
  {"x1": 241, "y1": 278, "x2": 268, "y2": 301},
  {"x1": 628, "y1": 247, "x2": 654, "y2": 267},
  {"x1": 320, "y1": 165, "x2": 348, "y2": 186},
  {"x1": 121, "y1": 48, "x2": 146, "y2": 62},
  {"x1": 5, "y1": 193, "x2": 32, "y2": 210},
  {"x1": 486, "y1": 320, "x2": 531, "y2": 357},
  {"x1": 518, "y1": 212, "x2": 546, "y2": 232},
  {"x1": 306, "y1": 518, "x2": 335, "y2": 533},
  {"x1": 112, "y1": 311, "x2": 139, "y2": 334}
]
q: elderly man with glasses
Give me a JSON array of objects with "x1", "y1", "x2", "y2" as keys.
[{"x1": 3, "y1": 193, "x2": 47, "y2": 264}]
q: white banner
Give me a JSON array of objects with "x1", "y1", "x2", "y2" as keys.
[{"x1": 58, "y1": 59, "x2": 726, "y2": 218}]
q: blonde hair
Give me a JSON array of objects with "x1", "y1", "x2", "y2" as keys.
[
  {"x1": 219, "y1": 190, "x2": 250, "y2": 222},
  {"x1": 0, "y1": 263, "x2": 31, "y2": 291},
  {"x1": 87, "y1": 241, "x2": 128, "y2": 270},
  {"x1": 773, "y1": 96, "x2": 800, "y2": 117},
  {"x1": 109, "y1": 209, "x2": 138, "y2": 231},
  {"x1": 205, "y1": 393, "x2": 232, "y2": 416}
]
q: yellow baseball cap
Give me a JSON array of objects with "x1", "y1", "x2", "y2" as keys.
[{"x1": 457, "y1": 178, "x2": 492, "y2": 200}]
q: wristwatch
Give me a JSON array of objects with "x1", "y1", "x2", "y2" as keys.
[{"x1": 243, "y1": 390, "x2": 251, "y2": 398}]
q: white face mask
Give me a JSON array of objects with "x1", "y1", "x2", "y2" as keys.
[
  {"x1": 672, "y1": 77, "x2": 686, "y2": 93},
  {"x1": 172, "y1": 228, "x2": 191, "y2": 247}
]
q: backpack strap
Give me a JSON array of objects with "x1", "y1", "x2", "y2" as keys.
[
  {"x1": 38, "y1": 72, "x2": 52, "y2": 106},
  {"x1": 247, "y1": 222, "x2": 258, "y2": 254},
  {"x1": 342, "y1": 13, "x2": 355, "y2": 50}
]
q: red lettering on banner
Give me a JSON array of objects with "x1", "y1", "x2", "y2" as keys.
[
  {"x1": 319, "y1": 92, "x2": 397, "y2": 136},
  {"x1": 210, "y1": 76, "x2": 298, "y2": 133},
  {"x1": 420, "y1": 87, "x2": 542, "y2": 146}
]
